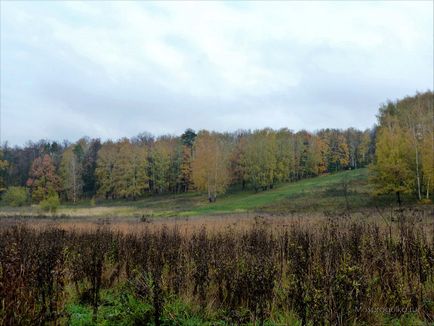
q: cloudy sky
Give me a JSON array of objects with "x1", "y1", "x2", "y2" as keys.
[{"x1": 1, "y1": 1, "x2": 433, "y2": 145}]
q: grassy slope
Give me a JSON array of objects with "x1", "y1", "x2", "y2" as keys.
[
  {"x1": 1, "y1": 168, "x2": 376, "y2": 218},
  {"x1": 179, "y1": 168, "x2": 371, "y2": 216}
]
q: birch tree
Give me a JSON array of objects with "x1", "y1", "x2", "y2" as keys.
[{"x1": 192, "y1": 131, "x2": 230, "y2": 202}]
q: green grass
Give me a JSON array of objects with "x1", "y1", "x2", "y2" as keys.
[
  {"x1": 2, "y1": 168, "x2": 408, "y2": 218},
  {"x1": 66, "y1": 282, "x2": 428, "y2": 326},
  {"x1": 179, "y1": 168, "x2": 371, "y2": 216}
]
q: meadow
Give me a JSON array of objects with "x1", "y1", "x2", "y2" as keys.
[
  {"x1": 0, "y1": 168, "x2": 397, "y2": 219},
  {"x1": 1, "y1": 169, "x2": 433, "y2": 325}
]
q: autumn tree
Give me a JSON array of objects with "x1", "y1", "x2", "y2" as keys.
[
  {"x1": 96, "y1": 139, "x2": 149, "y2": 199},
  {"x1": 419, "y1": 92, "x2": 434, "y2": 199},
  {"x1": 370, "y1": 92, "x2": 434, "y2": 204},
  {"x1": 345, "y1": 128, "x2": 364, "y2": 169},
  {"x1": 358, "y1": 130, "x2": 373, "y2": 167},
  {"x1": 26, "y1": 154, "x2": 61, "y2": 202},
  {"x1": 370, "y1": 119, "x2": 413, "y2": 205},
  {"x1": 319, "y1": 129, "x2": 350, "y2": 172},
  {"x1": 150, "y1": 137, "x2": 179, "y2": 194},
  {"x1": 274, "y1": 129, "x2": 293, "y2": 183},
  {"x1": 421, "y1": 127, "x2": 434, "y2": 199},
  {"x1": 60, "y1": 144, "x2": 84, "y2": 203},
  {"x1": 0, "y1": 150, "x2": 8, "y2": 194},
  {"x1": 95, "y1": 141, "x2": 118, "y2": 199},
  {"x1": 179, "y1": 146, "x2": 194, "y2": 192},
  {"x1": 192, "y1": 131, "x2": 230, "y2": 202},
  {"x1": 241, "y1": 129, "x2": 277, "y2": 191},
  {"x1": 305, "y1": 134, "x2": 327, "y2": 176},
  {"x1": 229, "y1": 132, "x2": 249, "y2": 190},
  {"x1": 289, "y1": 132, "x2": 304, "y2": 181},
  {"x1": 165, "y1": 140, "x2": 184, "y2": 193},
  {"x1": 295, "y1": 131, "x2": 313, "y2": 179},
  {"x1": 131, "y1": 131, "x2": 155, "y2": 147},
  {"x1": 1, "y1": 143, "x2": 37, "y2": 187},
  {"x1": 81, "y1": 139, "x2": 101, "y2": 198},
  {"x1": 114, "y1": 139, "x2": 149, "y2": 199}
]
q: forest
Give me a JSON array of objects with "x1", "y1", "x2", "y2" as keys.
[
  {"x1": 1, "y1": 125, "x2": 375, "y2": 206},
  {"x1": 0, "y1": 91, "x2": 432, "y2": 210}
]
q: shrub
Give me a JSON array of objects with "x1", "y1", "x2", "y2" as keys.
[
  {"x1": 418, "y1": 198, "x2": 432, "y2": 205},
  {"x1": 2, "y1": 186, "x2": 28, "y2": 207},
  {"x1": 39, "y1": 193, "x2": 60, "y2": 213}
]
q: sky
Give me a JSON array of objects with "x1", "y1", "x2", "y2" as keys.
[{"x1": 1, "y1": 1, "x2": 433, "y2": 145}]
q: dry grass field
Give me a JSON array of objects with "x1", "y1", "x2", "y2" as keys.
[{"x1": 1, "y1": 207, "x2": 433, "y2": 325}]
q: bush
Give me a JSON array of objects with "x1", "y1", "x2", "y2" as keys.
[
  {"x1": 39, "y1": 193, "x2": 60, "y2": 213},
  {"x1": 2, "y1": 186, "x2": 28, "y2": 207},
  {"x1": 418, "y1": 198, "x2": 432, "y2": 205}
]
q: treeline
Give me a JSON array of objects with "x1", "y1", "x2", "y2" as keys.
[
  {"x1": 371, "y1": 91, "x2": 433, "y2": 204},
  {"x1": 0, "y1": 127, "x2": 374, "y2": 204}
]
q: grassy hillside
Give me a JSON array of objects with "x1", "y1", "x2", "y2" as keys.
[
  {"x1": 180, "y1": 168, "x2": 371, "y2": 216},
  {"x1": 1, "y1": 168, "x2": 379, "y2": 218}
]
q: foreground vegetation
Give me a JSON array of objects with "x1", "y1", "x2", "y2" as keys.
[{"x1": 1, "y1": 208, "x2": 433, "y2": 325}]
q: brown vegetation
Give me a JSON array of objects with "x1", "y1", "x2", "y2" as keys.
[{"x1": 0, "y1": 208, "x2": 433, "y2": 324}]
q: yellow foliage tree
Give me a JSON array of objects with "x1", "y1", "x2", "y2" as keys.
[
  {"x1": 370, "y1": 116, "x2": 415, "y2": 205},
  {"x1": 96, "y1": 140, "x2": 148, "y2": 199},
  {"x1": 192, "y1": 131, "x2": 230, "y2": 202},
  {"x1": 60, "y1": 146, "x2": 83, "y2": 203},
  {"x1": 115, "y1": 139, "x2": 149, "y2": 199},
  {"x1": 372, "y1": 91, "x2": 433, "y2": 203},
  {"x1": 241, "y1": 129, "x2": 277, "y2": 191}
]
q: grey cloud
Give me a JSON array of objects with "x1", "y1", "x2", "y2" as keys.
[{"x1": 1, "y1": 1, "x2": 432, "y2": 145}]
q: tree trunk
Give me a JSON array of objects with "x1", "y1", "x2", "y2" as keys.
[
  {"x1": 396, "y1": 191, "x2": 402, "y2": 207},
  {"x1": 408, "y1": 115, "x2": 422, "y2": 200},
  {"x1": 415, "y1": 145, "x2": 422, "y2": 200}
]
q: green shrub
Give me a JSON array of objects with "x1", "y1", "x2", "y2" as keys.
[
  {"x1": 39, "y1": 193, "x2": 60, "y2": 213},
  {"x1": 2, "y1": 186, "x2": 28, "y2": 207}
]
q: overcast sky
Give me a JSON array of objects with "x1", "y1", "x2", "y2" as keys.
[{"x1": 1, "y1": 1, "x2": 433, "y2": 145}]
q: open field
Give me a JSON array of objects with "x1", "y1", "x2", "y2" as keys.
[
  {"x1": 1, "y1": 169, "x2": 433, "y2": 325},
  {"x1": 1, "y1": 208, "x2": 433, "y2": 325},
  {"x1": 0, "y1": 168, "x2": 412, "y2": 219}
]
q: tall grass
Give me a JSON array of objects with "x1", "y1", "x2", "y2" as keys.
[{"x1": 0, "y1": 208, "x2": 433, "y2": 325}]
